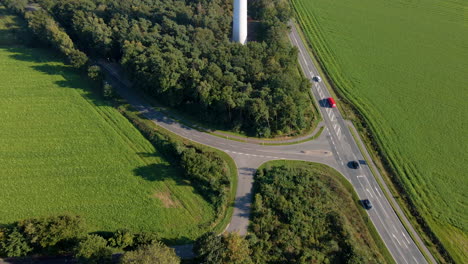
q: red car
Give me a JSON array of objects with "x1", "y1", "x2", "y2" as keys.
[{"x1": 327, "y1": 97, "x2": 337, "y2": 108}]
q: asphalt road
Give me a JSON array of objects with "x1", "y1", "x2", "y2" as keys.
[
  {"x1": 288, "y1": 23, "x2": 432, "y2": 263},
  {"x1": 98, "y1": 23, "x2": 435, "y2": 263}
]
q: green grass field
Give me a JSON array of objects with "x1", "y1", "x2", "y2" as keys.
[
  {"x1": 0, "y1": 45, "x2": 215, "y2": 242},
  {"x1": 291, "y1": 0, "x2": 467, "y2": 261}
]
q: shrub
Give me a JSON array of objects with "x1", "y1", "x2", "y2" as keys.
[
  {"x1": 87, "y1": 65, "x2": 103, "y2": 82},
  {"x1": 194, "y1": 232, "x2": 252, "y2": 264},
  {"x1": 0, "y1": 228, "x2": 32, "y2": 257},
  {"x1": 75, "y1": 234, "x2": 113, "y2": 264},
  {"x1": 103, "y1": 82, "x2": 113, "y2": 98},
  {"x1": 108, "y1": 229, "x2": 134, "y2": 250},
  {"x1": 120, "y1": 241, "x2": 180, "y2": 264},
  {"x1": 17, "y1": 215, "x2": 85, "y2": 251}
]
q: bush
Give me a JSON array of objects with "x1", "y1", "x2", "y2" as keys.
[
  {"x1": 120, "y1": 241, "x2": 179, "y2": 264},
  {"x1": 0, "y1": 228, "x2": 32, "y2": 257},
  {"x1": 87, "y1": 65, "x2": 103, "y2": 82},
  {"x1": 103, "y1": 82, "x2": 113, "y2": 98},
  {"x1": 17, "y1": 215, "x2": 85, "y2": 252},
  {"x1": 75, "y1": 234, "x2": 113, "y2": 264},
  {"x1": 108, "y1": 229, "x2": 134, "y2": 250},
  {"x1": 131, "y1": 232, "x2": 159, "y2": 250},
  {"x1": 194, "y1": 232, "x2": 252, "y2": 264}
]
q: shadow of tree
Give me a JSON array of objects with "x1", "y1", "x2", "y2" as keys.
[
  {"x1": 4, "y1": 46, "x2": 108, "y2": 108},
  {"x1": 132, "y1": 162, "x2": 187, "y2": 184}
]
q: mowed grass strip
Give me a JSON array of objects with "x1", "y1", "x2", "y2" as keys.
[
  {"x1": 0, "y1": 46, "x2": 214, "y2": 241},
  {"x1": 291, "y1": 0, "x2": 467, "y2": 261}
]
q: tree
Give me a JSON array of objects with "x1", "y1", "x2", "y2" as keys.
[
  {"x1": 3, "y1": 0, "x2": 27, "y2": 13},
  {"x1": 222, "y1": 233, "x2": 253, "y2": 264},
  {"x1": 18, "y1": 215, "x2": 85, "y2": 250},
  {"x1": 194, "y1": 232, "x2": 224, "y2": 264},
  {"x1": 0, "y1": 228, "x2": 32, "y2": 257},
  {"x1": 88, "y1": 65, "x2": 103, "y2": 82},
  {"x1": 75, "y1": 234, "x2": 113, "y2": 264},
  {"x1": 120, "y1": 242, "x2": 180, "y2": 264},
  {"x1": 108, "y1": 229, "x2": 134, "y2": 250},
  {"x1": 103, "y1": 82, "x2": 113, "y2": 98},
  {"x1": 194, "y1": 232, "x2": 253, "y2": 264}
]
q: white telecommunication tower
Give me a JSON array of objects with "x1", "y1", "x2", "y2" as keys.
[{"x1": 232, "y1": 0, "x2": 247, "y2": 44}]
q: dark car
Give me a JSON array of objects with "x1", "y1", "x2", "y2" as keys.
[
  {"x1": 362, "y1": 199, "x2": 372, "y2": 210},
  {"x1": 348, "y1": 161, "x2": 360, "y2": 169}
]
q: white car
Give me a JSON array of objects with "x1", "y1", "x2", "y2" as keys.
[{"x1": 313, "y1": 76, "x2": 322, "y2": 82}]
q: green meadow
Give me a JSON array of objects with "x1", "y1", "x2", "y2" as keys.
[
  {"x1": 0, "y1": 10, "x2": 215, "y2": 240},
  {"x1": 291, "y1": 0, "x2": 467, "y2": 261}
]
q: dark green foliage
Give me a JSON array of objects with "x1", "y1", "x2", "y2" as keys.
[
  {"x1": 103, "y1": 81, "x2": 113, "y2": 98},
  {"x1": 179, "y1": 146, "x2": 230, "y2": 211},
  {"x1": 131, "y1": 232, "x2": 159, "y2": 250},
  {"x1": 17, "y1": 215, "x2": 86, "y2": 253},
  {"x1": 120, "y1": 242, "x2": 180, "y2": 264},
  {"x1": 250, "y1": 165, "x2": 374, "y2": 263},
  {"x1": 2, "y1": 0, "x2": 27, "y2": 13},
  {"x1": 22, "y1": 9, "x2": 88, "y2": 68},
  {"x1": 87, "y1": 65, "x2": 103, "y2": 81},
  {"x1": 5, "y1": 0, "x2": 314, "y2": 136},
  {"x1": 108, "y1": 229, "x2": 134, "y2": 250},
  {"x1": 75, "y1": 234, "x2": 113, "y2": 264},
  {"x1": 0, "y1": 228, "x2": 32, "y2": 257},
  {"x1": 194, "y1": 232, "x2": 253, "y2": 264}
]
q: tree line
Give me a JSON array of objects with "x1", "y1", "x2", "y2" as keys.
[
  {"x1": 3, "y1": 0, "x2": 315, "y2": 137},
  {"x1": 0, "y1": 215, "x2": 180, "y2": 263}
]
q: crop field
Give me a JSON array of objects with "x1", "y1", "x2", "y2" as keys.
[
  {"x1": 0, "y1": 44, "x2": 215, "y2": 241},
  {"x1": 291, "y1": 0, "x2": 467, "y2": 260}
]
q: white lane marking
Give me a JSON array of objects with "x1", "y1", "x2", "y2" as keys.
[
  {"x1": 401, "y1": 232, "x2": 411, "y2": 244},
  {"x1": 333, "y1": 124, "x2": 338, "y2": 131},
  {"x1": 374, "y1": 186, "x2": 382, "y2": 197},
  {"x1": 330, "y1": 113, "x2": 336, "y2": 121},
  {"x1": 366, "y1": 188, "x2": 374, "y2": 198},
  {"x1": 357, "y1": 175, "x2": 365, "y2": 178},
  {"x1": 336, "y1": 126, "x2": 341, "y2": 137},
  {"x1": 413, "y1": 256, "x2": 419, "y2": 264},
  {"x1": 392, "y1": 233, "x2": 404, "y2": 247},
  {"x1": 356, "y1": 180, "x2": 410, "y2": 264}
]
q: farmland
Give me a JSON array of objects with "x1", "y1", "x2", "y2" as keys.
[
  {"x1": 0, "y1": 35, "x2": 215, "y2": 241},
  {"x1": 291, "y1": 0, "x2": 467, "y2": 261}
]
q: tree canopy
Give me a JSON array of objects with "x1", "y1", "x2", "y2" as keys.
[{"x1": 5, "y1": 0, "x2": 315, "y2": 137}]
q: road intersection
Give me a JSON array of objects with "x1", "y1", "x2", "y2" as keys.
[{"x1": 100, "y1": 22, "x2": 434, "y2": 263}]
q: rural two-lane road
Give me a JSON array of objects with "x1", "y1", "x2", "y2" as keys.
[{"x1": 99, "y1": 23, "x2": 435, "y2": 264}]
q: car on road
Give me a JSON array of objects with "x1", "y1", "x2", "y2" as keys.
[
  {"x1": 327, "y1": 97, "x2": 337, "y2": 108},
  {"x1": 313, "y1": 76, "x2": 322, "y2": 82},
  {"x1": 348, "y1": 161, "x2": 360, "y2": 169},
  {"x1": 362, "y1": 199, "x2": 372, "y2": 210}
]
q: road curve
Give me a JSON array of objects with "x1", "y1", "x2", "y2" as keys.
[{"x1": 99, "y1": 22, "x2": 434, "y2": 263}]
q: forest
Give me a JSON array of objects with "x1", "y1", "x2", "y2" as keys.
[
  {"x1": 4, "y1": 0, "x2": 314, "y2": 137},
  {"x1": 248, "y1": 163, "x2": 386, "y2": 263}
]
